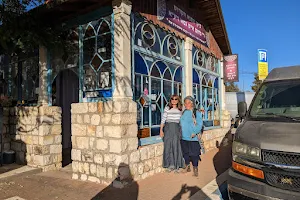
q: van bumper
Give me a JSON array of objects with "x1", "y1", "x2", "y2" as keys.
[{"x1": 228, "y1": 169, "x2": 300, "y2": 200}]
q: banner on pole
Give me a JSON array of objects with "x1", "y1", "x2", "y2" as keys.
[
  {"x1": 224, "y1": 54, "x2": 239, "y2": 82},
  {"x1": 258, "y1": 49, "x2": 268, "y2": 80}
]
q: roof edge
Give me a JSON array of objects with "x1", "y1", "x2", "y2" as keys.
[{"x1": 214, "y1": 0, "x2": 232, "y2": 55}]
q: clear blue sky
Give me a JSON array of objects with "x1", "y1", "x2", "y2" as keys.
[{"x1": 220, "y1": 0, "x2": 300, "y2": 91}]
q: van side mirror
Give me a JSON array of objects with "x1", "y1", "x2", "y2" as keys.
[{"x1": 238, "y1": 101, "x2": 247, "y2": 118}]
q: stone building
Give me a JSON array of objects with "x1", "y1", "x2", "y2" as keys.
[{"x1": 0, "y1": 0, "x2": 232, "y2": 184}]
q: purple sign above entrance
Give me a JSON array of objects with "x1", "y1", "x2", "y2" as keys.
[{"x1": 157, "y1": 0, "x2": 209, "y2": 47}]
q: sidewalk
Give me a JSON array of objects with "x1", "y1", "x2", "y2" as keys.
[{"x1": 0, "y1": 136, "x2": 232, "y2": 200}]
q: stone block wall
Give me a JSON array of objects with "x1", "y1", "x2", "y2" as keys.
[
  {"x1": 4, "y1": 106, "x2": 62, "y2": 171},
  {"x1": 126, "y1": 143, "x2": 164, "y2": 180},
  {"x1": 202, "y1": 128, "x2": 230, "y2": 152},
  {"x1": 71, "y1": 101, "x2": 165, "y2": 185},
  {"x1": 222, "y1": 110, "x2": 232, "y2": 128},
  {"x1": 71, "y1": 101, "x2": 231, "y2": 185},
  {"x1": 199, "y1": 110, "x2": 232, "y2": 152}
]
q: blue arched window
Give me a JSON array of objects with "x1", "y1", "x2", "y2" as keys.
[
  {"x1": 133, "y1": 14, "x2": 184, "y2": 145},
  {"x1": 193, "y1": 69, "x2": 201, "y2": 109},
  {"x1": 192, "y1": 45, "x2": 221, "y2": 128},
  {"x1": 134, "y1": 52, "x2": 148, "y2": 75},
  {"x1": 173, "y1": 66, "x2": 182, "y2": 96}
]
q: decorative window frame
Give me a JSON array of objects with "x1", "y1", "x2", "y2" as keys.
[
  {"x1": 47, "y1": 7, "x2": 115, "y2": 105},
  {"x1": 192, "y1": 45, "x2": 222, "y2": 129},
  {"x1": 80, "y1": 15, "x2": 114, "y2": 101},
  {"x1": 132, "y1": 13, "x2": 185, "y2": 146}
]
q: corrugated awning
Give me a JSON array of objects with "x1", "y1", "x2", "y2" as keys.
[{"x1": 194, "y1": 0, "x2": 231, "y2": 55}]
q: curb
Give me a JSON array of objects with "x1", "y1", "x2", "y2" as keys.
[{"x1": 189, "y1": 169, "x2": 229, "y2": 200}]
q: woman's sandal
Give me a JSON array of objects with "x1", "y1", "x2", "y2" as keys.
[
  {"x1": 193, "y1": 167, "x2": 198, "y2": 177},
  {"x1": 182, "y1": 164, "x2": 191, "y2": 173}
]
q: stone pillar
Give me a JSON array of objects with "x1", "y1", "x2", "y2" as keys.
[
  {"x1": 219, "y1": 59, "x2": 231, "y2": 128},
  {"x1": 184, "y1": 37, "x2": 193, "y2": 97},
  {"x1": 70, "y1": 0, "x2": 166, "y2": 184},
  {"x1": 112, "y1": 0, "x2": 133, "y2": 100},
  {"x1": 220, "y1": 59, "x2": 226, "y2": 111},
  {"x1": 38, "y1": 46, "x2": 49, "y2": 106},
  {"x1": 71, "y1": 101, "x2": 139, "y2": 184},
  {"x1": 71, "y1": 101, "x2": 165, "y2": 185}
]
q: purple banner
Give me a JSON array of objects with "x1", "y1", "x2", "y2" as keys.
[
  {"x1": 157, "y1": 0, "x2": 209, "y2": 47},
  {"x1": 224, "y1": 54, "x2": 239, "y2": 82}
]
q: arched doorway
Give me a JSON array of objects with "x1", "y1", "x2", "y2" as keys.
[{"x1": 52, "y1": 69, "x2": 79, "y2": 167}]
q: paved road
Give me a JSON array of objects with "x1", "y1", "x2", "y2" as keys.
[
  {"x1": 214, "y1": 182, "x2": 229, "y2": 200},
  {"x1": 1, "y1": 180, "x2": 230, "y2": 200}
]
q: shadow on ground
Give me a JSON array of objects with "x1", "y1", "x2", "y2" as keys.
[
  {"x1": 92, "y1": 163, "x2": 209, "y2": 200},
  {"x1": 91, "y1": 163, "x2": 139, "y2": 200},
  {"x1": 172, "y1": 184, "x2": 208, "y2": 200},
  {"x1": 0, "y1": 163, "x2": 24, "y2": 174},
  {"x1": 213, "y1": 128, "x2": 234, "y2": 200}
]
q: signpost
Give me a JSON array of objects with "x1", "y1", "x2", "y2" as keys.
[
  {"x1": 258, "y1": 49, "x2": 268, "y2": 80},
  {"x1": 224, "y1": 54, "x2": 239, "y2": 82}
]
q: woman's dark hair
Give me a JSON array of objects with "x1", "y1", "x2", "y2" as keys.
[
  {"x1": 168, "y1": 94, "x2": 182, "y2": 111},
  {"x1": 193, "y1": 108, "x2": 197, "y2": 119}
]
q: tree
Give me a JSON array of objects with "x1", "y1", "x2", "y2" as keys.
[
  {"x1": 0, "y1": 0, "x2": 67, "y2": 56},
  {"x1": 225, "y1": 82, "x2": 240, "y2": 92},
  {"x1": 251, "y1": 73, "x2": 262, "y2": 92}
]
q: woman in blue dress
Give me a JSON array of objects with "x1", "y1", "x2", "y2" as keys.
[{"x1": 180, "y1": 96, "x2": 203, "y2": 177}]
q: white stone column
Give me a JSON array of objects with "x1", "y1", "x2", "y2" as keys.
[
  {"x1": 38, "y1": 46, "x2": 49, "y2": 105},
  {"x1": 184, "y1": 37, "x2": 193, "y2": 97},
  {"x1": 220, "y1": 59, "x2": 226, "y2": 110},
  {"x1": 219, "y1": 58, "x2": 231, "y2": 127},
  {"x1": 112, "y1": 0, "x2": 133, "y2": 100}
]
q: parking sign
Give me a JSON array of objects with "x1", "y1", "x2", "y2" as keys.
[
  {"x1": 258, "y1": 49, "x2": 267, "y2": 63},
  {"x1": 258, "y1": 49, "x2": 268, "y2": 80}
]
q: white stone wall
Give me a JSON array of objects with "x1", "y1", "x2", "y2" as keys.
[
  {"x1": 128, "y1": 143, "x2": 164, "y2": 180},
  {"x1": 4, "y1": 106, "x2": 62, "y2": 171},
  {"x1": 222, "y1": 110, "x2": 232, "y2": 128},
  {"x1": 202, "y1": 128, "x2": 230, "y2": 152},
  {"x1": 71, "y1": 101, "x2": 165, "y2": 185},
  {"x1": 70, "y1": 100, "x2": 231, "y2": 185}
]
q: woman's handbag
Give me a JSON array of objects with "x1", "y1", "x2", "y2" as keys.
[
  {"x1": 192, "y1": 112, "x2": 205, "y2": 154},
  {"x1": 198, "y1": 126, "x2": 205, "y2": 154}
]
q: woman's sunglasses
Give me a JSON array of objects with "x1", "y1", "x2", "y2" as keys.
[{"x1": 171, "y1": 98, "x2": 178, "y2": 101}]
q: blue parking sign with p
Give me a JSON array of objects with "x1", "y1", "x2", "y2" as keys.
[{"x1": 258, "y1": 49, "x2": 267, "y2": 63}]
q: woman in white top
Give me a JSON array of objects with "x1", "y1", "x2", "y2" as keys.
[{"x1": 160, "y1": 94, "x2": 184, "y2": 173}]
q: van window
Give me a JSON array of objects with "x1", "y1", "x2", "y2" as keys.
[{"x1": 250, "y1": 80, "x2": 300, "y2": 118}]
